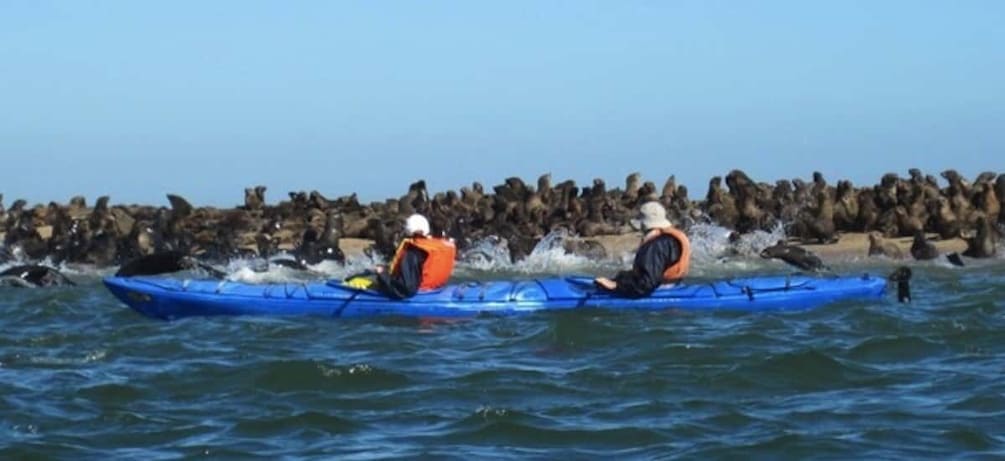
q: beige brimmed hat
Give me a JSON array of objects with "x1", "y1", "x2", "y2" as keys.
[{"x1": 630, "y1": 201, "x2": 672, "y2": 231}]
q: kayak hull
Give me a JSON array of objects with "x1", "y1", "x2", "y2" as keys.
[{"x1": 104, "y1": 274, "x2": 888, "y2": 320}]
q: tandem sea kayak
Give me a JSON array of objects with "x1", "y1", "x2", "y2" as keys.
[{"x1": 104, "y1": 273, "x2": 889, "y2": 320}]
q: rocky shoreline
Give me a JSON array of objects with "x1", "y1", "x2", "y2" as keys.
[{"x1": 1, "y1": 169, "x2": 1002, "y2": 268}]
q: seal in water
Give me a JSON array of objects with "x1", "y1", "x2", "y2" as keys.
[
  {"x1": 115, "y1": 251, "x2": 227, "y2": 278},
  {"x1": 908, "y1": 230, "x2": 965, "y2": 266},
  {"x1": 759, "y1": 240, "x2": 827, "y2": 272},
  {"x1": 0, "y1": 265, "x2": 76, "y2": 287}
]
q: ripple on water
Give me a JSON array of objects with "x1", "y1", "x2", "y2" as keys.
[
  {"x1": 76, "y1": 382, "x2": 146, "y2": 403},
  {"x1": 693, "y1": 432, "x2": 874, "y2": 460},
  {"x1": 946, "y1": 392, "x2": 1005, "y2": 415},
  {"x1": 2, "y1": 260, "x2": 1005, "y2": 458},
  {"x1": 846, "y1": 335, "x2": 950, "y2": 364},
  {"x1": 174, "y1": 359, "x2": 415, "y2": 395},
  {"x1": 432, "y1": 406, "x2": 670, "y2": 450},
  {"x1": 232, "y1": 410, "x2": 364, "y2": 438},
  {"x1": 718, "y1": 347, "x2": 915, "y2": 395}
]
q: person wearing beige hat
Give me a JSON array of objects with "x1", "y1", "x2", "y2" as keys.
[{"x1": 594, "y1": 201, "x2": 691, "y2": 297}]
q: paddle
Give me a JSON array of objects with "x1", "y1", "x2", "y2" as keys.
[
  {"x1": 193, "y1": 261, "x2": 229, "y2": 279},
  {"x1": 564, "y1": 275, "x2": 604, "y2": 292},
  {"x1": 344, "y1": 269, "x2": 376, "y2": 281}
]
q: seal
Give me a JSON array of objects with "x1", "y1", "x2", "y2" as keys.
[
  {"x1": 895, "y1": 205, "x2": 925, "y2": 237},
  {"x1": 0, "y1": 264, "x2": 76, "y2": 287},
  {"x1": 115, "y1": 251, "x2": 226, "y2": 278},
  {"x1": 868, "y1": 231, "x2": 905, "y2": 259},
  {"x1": 563, "y1": 239, "x2": 607, "y2": 260},
  {"x1": 402, "y1": 180, "x2": 430, "y2": 214},
  {"x1": 308, "y1": 190, "x2": 332, "y2": 210},
  {"x1": 166, "y1": 194, "x2": 194, "y2": 219},
  {"x1": 996, "y1": 174, "x2": 1005, "y2": 223},
  {"x1": 759, "y1": 240, "x2": 827, "y2": 272},
  {"x1": 856, "y1": 189, "x2": 880, "y2": 232},
  {"x1": 931, "y1": 196, "x2": 961, "y2": 240},
  {"x1": 975, "y1": 171, "x2": 997, "y2": 184},
  {"x1": 536, "y1": 173, "x2": 553, "y2": 205},
  {"x1": 910, "y1": 230, "x2": 939, "y2": 260},
  {"x1": 799, "y1": 190, "x2": 837, "y2": 244},
  {"x1": 265, "y1": 255, "x2": 310, "y2": 271},
  {"x1": 811, "y1": 171, "x2": 828, "y2": 197},
  {"x1": 963, "y1": 213, "x2": 999, "y2": 258},
  {"x1": 638, "y1": 181, "x2": 659, "y2": 204},
  {"x1": 294, "y1": 226, "x2": 345, "y2": 267},
  {"x1": 661, "y1": 175, "x2": 677, "y2": 203},
  {"x1": 623, "y1": 172, "x2": 642, "y2": 205},
  {"x1": 875, "y1": 173, "x2": 900, "y2": 210},
  {"x1": 243, "y1": 185, "x2": 267, "y2": 211},
  {"x1": 5, "y1": 214, "x2": 48, "y2": 261},
  {"x1": 941, "y1": 170, "x2": 974, "y2": 217},
  {"x1": 726, "y1": 169, "x2": 766, "y2": 233},
  {"x1": 704, "y1": 176, "x2": 738, "y2": 228},
  {"x1": 576, "y1": 199, "x2": 617, "y2": 237},
  {"x1": 907, "y1": 221, "x2": 964, "y2": 266},
  {"x1": 771, "y1": 180, "x2": 799, "y2": 224},
  {"x1": 833, "y1": 180, "x2": 859, "y2": 231},
  {"x1": 975, "y1": 182, "x2": 1000, "y2": 224}
]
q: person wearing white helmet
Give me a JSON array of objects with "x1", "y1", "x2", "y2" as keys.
[
  {"x1": 594, "y1": 201, "x2": 691, "y2": 297},
  {"x1": 371, "y1": 213, "x2": 457, "y2": 298}
]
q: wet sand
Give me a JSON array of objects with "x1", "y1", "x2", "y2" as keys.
[
  {"x1": 337, "y1": 232, "x2": 968, "y2": 262},
  {"x1": 795, "y1": 233, "x2": 966, "y2": 259},
  {"x1": 585, "y1": 232, "x2": 967, "y2": 260}
]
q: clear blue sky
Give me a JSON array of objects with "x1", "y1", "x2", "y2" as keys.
[{"x1": 2, "y1": 1, "x2": 1003, "y2": 207}]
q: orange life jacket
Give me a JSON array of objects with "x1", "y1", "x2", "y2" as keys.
[
  {"x1": 389, "y1": 237, "x2": 457, "y2": 290},
  {"x1": 641, "y1": 227, "x2": 691, "y2": 282}
]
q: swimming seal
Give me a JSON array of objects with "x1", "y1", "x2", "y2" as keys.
[
  {"x1": 116, "y1": 251, "x2": 226, "y2": 278},
  {"x1": 0, "y1": 265, "x2": 76, "y2": 288},
  {"x1": 759, "y1": 240, "x2": 827, "y2": 272}
]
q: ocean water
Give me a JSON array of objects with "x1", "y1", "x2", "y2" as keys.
[{"x1": 2, "y1": 232, "x2": 1004, "y2": 459}]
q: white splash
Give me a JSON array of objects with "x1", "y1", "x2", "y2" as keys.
[
  {"x1": 222, "y1": 252, "x2": 381, "y2": 284},
  {"x1": 457, "y1": 236, "x2": 512, "y2": 271},
  {"x1": 457, "y1": 230, "x2": 612, "y2": 275},
  {"x1": 685, "y1": 222, "x2": 786, "y2": 263},
  {"x1": 516, "y1": 230, "x2": 606, "y2": 274}
]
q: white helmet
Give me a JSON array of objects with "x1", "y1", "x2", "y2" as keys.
[{"x1": 404, "y1": 214, "x2": 430, "y2": 237}]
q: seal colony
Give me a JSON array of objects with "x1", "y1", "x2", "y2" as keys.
[{"x1": 1, "y1": 169, "x2": 1002, "y2": 282}]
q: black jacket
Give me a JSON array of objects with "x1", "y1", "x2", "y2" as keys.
[
  {"x1": 376, "y1": 246, "x2": 428, "y2": 299},
  {"x1": 612, "y1": 234, "x2": 682, "y2": 298}
]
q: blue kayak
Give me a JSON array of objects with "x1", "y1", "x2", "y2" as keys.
[{"x1": 104, "y1": 273, "x2": 888, "y2": 320}]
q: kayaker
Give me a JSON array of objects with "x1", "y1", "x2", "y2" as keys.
[
  {"x1": 370, "y1": 213, "x2": 457, "y2": 299},
  {"x1": 594, "y1": 201, "x2": 691, "y2": 298}
]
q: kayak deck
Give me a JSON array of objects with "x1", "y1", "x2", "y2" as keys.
[{"x1": 104, "y1": 274, "x2": 888, "y2": 320}]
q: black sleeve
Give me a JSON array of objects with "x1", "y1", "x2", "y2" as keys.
[
  {"x1": 611, "y1": 235, "x2": 681, "y2": 298},
  {"x1": 376, "y1": 247, "x2": 428, "y2": 299}
]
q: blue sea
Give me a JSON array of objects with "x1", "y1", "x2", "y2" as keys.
[{"x1": 2, "y1": 229, "x2": 1004, "y2": 459}]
